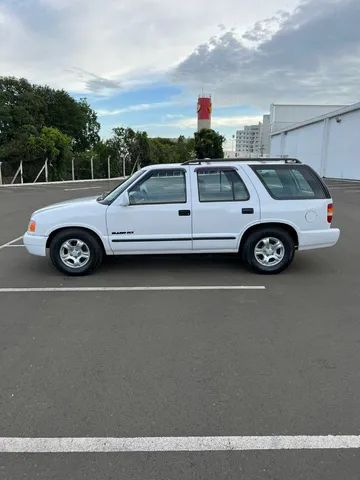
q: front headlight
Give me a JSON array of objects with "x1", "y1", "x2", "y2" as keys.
[{"x1": 28, "y1": 219, "x2": 36, "y2": 233}]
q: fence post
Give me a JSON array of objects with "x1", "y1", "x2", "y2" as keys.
[
  {"x1": 71, "y1": 158, "x2": 75, "y2": 181},
  {"x1": 20, "y1": 160, "x2": 23, "y2": 184},
  {"x1": 45, "y1": 158, "x2": 48, "y2": 182},
  {"x1": 0, "y1": 162, "x2": 2, "y2": 185},
  {"x1": 90, "y1": 156, "x2": 94, "y2": 180},
  {"x1": 122, "y1": 155, "x2": 125, "y2": 177},
  {"x1": 107, "y1": 156, "x2": 111, "y2": 179}
]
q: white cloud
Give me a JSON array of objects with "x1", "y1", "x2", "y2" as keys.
[
  {"x1": 97, "y1": 101, "x2": 175, "y2": 116},
  {"x1": 173, "y1": 0, "x2": 360, "y2": 107},
  {"x1": 174, "y1": 115, "x2": 263, "y2": 129},
  {"x1": 133, "y1": 114, "x2": 263, "y2": 130},
  {"x1": 0, "y1": 0, "x2": 300, "y2": 93}
]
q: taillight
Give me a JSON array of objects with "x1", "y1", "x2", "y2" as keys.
[{"x1": 327, "y1": 203, "x2": 333, "y2": 223}]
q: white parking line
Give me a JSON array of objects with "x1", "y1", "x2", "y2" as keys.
[
  {"x1": 64, "y1": 186, "x2": 103, "y2": 191},
  {"x1": 0, "y1": 286, "x2": 265, "y2": 293},
  {"x1": 1, "y1": 435, "x2": 360, "y2": 452},
  {"x1": 0, "y1": 236, "x2": 23, "y2": 251}
]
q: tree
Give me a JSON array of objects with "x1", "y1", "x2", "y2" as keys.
[
  {"x1": 27, "y1": 127, "x2": 72, "y2": 180},
  {"x1": 194, "y1": 129, "x2": 225, "y2": 159},
  {"x1": 0, "y1": 77, "x2": 46, "y2": 163},
  {"x1": 0, "y1": 76, "x2": 100, "y2": 168},
  {"x1": 107, "y1": 127, "x2": 151, "y2": 174},
  {"x1": 148, "y1": 136, "x2": 195, "y2": 165},
  {"x1": 36, "y1": 87, "x2": 100, "y2": 151}
]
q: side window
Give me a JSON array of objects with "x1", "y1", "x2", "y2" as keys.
[
  {"x1": 128, "y1": 169, "x2": 186, "y2": 205},
  {"x1": 197, "y1": 168, "x2": 249, "y2": 202},
  {"x1": 252, "y1": 165, "x2": 329, "y2": 199}
]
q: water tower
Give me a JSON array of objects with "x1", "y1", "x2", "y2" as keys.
[{"x1": 197, "y1": 94, "x2": 212, "y2": 131}]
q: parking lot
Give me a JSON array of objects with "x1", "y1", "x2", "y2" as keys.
[{"x1": 0, "y1": 178, "x2": 359, "y2": 479}]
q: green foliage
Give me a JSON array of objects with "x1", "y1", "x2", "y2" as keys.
[
  {"x1": 149, "y1": 136, "x2": 195, "y2": 164},
  {"x1": 27, "y1": 127, "x2": 72, "y2": 180},
  {"x1": 194, "y1": 129, "x2": 225, "y2": 159},
  {"x1": 0, "y1": 76, "x2": 100, "y2": 168},
  {"x1": 106, "y1": 127, "x2": 151, "y2": 175},
  {"x1": 0, "y1": 77, "x2": 46, "y2": 163}
]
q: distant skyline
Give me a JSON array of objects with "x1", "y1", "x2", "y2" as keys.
[{"x1": 1, "y1": 0, "x2": 359, "y2": 146}]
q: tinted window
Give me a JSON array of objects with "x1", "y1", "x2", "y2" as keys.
[
  {"x1": 128, "y1": 169, "x2": 186, "y2": 204},
  {"x1": 197, "y1": 168, "x2": 249, "y2": 202},
  {"x1": 252, "y1": 165, "x2": 329, "y2": 199}
]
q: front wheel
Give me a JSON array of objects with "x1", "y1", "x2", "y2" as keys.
[
  {"x1": 49, "y1": 228, "x2": 103, "y2": 276},
  {"x1": 242, "y1": 227, "x2": 295, "y2": 274}
]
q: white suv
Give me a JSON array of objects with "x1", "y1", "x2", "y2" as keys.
[{"x1": 24, "y1": 159, "x2": 340, "y2": 275}]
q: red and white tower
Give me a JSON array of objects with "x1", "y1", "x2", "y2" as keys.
[{"x1": 197, "y1": 95, "x2": 212, "y2": 131}]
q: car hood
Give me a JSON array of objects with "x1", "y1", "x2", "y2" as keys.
[{"x1": 33, "y1": 196, "x2": 100, "y2": 215}]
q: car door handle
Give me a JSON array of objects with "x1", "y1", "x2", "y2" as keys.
[
  {"x1": 178, "y1": 209, "x2": 191, "y2": 216},
  {"x1": 242, "y1": 208, "x2": 254, "y2": 214}
]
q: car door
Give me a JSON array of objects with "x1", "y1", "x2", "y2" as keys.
[
  {"x1": 106, "y1": 167, "x2": 192, "y2": 253},
  {"x1": 190, "y1": 165, "x2": 260, "y2": 251}
]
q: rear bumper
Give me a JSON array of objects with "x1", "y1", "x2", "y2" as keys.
[
  {"x1": 298, "y1": 228, "x2": 340, "y2": 251},
  {"x1": 23, "y1": 232, "x2": 47, "y2": 257}
]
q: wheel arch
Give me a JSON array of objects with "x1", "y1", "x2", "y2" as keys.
[
  {"x1": 239, "y1": 222, "x2": 299, "y2": 252},
  {"x1": 46, "y1": 226, "x2": 106, "y2": 254}
]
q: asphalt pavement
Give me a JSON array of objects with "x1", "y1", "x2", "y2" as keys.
[{"x1": 0, "y1": 179, "x2": 359, "y2": 479}]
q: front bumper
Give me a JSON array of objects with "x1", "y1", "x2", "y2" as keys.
[
  {"x1": 23, "y1": 232, "x2": 47, "y2": 257},
  {"x1": 298, "y1": 228, "x2": 340, "y2": 251}
]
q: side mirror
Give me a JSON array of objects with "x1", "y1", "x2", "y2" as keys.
[{"x1": 118, "y1": 192, "x2": 130, "y2": 206}]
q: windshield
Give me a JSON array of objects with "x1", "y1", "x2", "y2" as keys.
[{"x1": 98, "y1": 170, "x2": 145, "y2": 204}]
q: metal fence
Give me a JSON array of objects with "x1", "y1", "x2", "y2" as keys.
[{"x1": 0, "y1": 156, "x2": 129, "y2": 185}]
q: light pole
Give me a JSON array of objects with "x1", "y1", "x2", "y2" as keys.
[{"x1": 122, "y1": 152, "x2": 130, "y2": 177}]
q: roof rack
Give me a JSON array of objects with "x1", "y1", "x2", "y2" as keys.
[{"x1": 181, "y1": 158, "x2": 301, "y2": 165}]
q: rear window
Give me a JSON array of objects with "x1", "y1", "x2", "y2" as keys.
[{"x1": 251, "y1": 165, "x2": 330, "y2": 200}]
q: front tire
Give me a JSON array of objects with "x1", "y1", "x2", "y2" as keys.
[
  {"x1": 242, "y1": 227, "x2": 295, "y2": 274},
  {"x1": 49, "y1": 228, "x2": 103, "y2": 276}
]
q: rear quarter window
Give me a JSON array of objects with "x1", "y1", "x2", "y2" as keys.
[{"x1": 251, "y1": 165, "x2": 330, "y2": 200}]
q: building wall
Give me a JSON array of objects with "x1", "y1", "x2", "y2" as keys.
[
  {"x1": 260, "y1": 114, "x2": 270, "y2": 155},
  {"x1": 270, "y1": 104, "x2": 346, "y2": 133},
  {"x1": 326, "y1": 110, "x2": 359, "y2": 179},
  {"x1": 271, "y1": 108, "x2": 360, "y2": 180}
]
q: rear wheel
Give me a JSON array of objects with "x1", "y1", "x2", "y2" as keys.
[
  {"x1": 49, "y1": 228, "x2": 103, "y2": 276},
  {"x1": 242, "y1": 227, "x2": 295, "y2": 274}
]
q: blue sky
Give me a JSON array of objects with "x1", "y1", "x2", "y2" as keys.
[{"x1": 1, "y1": 0, "x2": 359, "y2": 148}]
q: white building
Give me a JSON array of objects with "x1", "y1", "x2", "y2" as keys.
[
  {"x1": 236, "y1": 124, "x2": 261, "y2": 157},
  {"x1": 235, "y1": 115, "x2": 271, "y2": 157},
  {"x1": 271, "y1": 102, "x2": 360, "y2": 180},
  {"x1": 270, "y1": 104, "x2": 346, "y2": 133}
]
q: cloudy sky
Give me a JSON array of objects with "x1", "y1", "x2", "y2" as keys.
[{"x1": 1, "y1": 0, "x2": 359, "y2": 143}]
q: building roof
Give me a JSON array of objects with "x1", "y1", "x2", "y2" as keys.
[{"x1": 271, "y1": 101, "x2": 360, "y2": 136}]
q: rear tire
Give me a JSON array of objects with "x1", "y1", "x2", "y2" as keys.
[
  {"x1": 49, "y1": 228, "x2": 103, "y2": 276},
  {"x1": 242, "y1": 227, "x2": 295, "y2": 274}
]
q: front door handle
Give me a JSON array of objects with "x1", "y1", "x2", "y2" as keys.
[{"x1": 178, "y1": 209, "x2": 191, "y2": 216}]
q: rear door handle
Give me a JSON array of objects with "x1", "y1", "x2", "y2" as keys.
[
  {"x1": 242, "y1": 208, "x2": 254, "y2": 214},
  {"x1": 178, "y1": 209, "x2": 191, "y2": 216}
]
